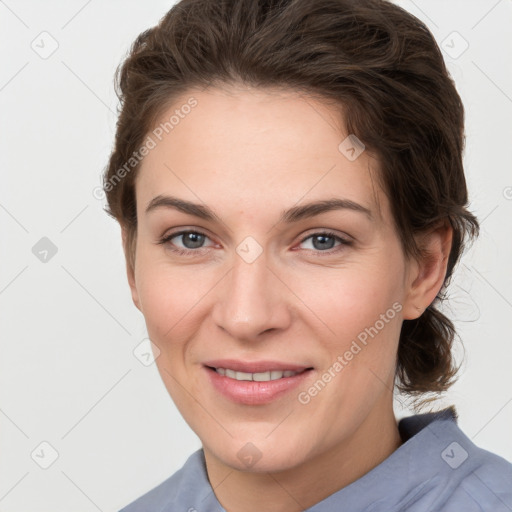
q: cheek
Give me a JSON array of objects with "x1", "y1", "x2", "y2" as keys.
[
  {"x1": 134, "y1": 259, "x2": 208, "y2": 404},
  {"x1": 134, "y1": 247, "x2": 222, "y2": 367},
  {"x1": 298, "y1": 278, "x2": 402, "y2": 418},
  {"x1": 301, "y1": 260, "x2": 403, "y2": 334},
  {"x1": 134, "y1": 252, "x2": 196, "y2": 342},
  {"x1": 296, "y1": 260, "x2": 404, "y2": 390}
]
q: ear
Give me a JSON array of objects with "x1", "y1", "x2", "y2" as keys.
[
  {"x1": 402, "y1": 221, "x2": 453, "y2": 320},
  {"x1": 121, "y1": 226, "x2": 142, "y2": 312}
]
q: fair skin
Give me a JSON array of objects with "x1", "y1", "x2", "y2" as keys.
[{"x1": 123, "y1": 85, "x2": 452, "y2": 512}]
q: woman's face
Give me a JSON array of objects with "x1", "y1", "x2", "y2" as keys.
[{"x1": 127, "y1": 85, "x2": 422, "y2": 472}]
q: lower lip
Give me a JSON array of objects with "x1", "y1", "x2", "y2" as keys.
[{"x1": 205, "y1": 367, "x2": 313, "y2": 405}]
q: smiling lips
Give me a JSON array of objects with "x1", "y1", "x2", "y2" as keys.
[
  {"x1": 204, "y1": 359, "x2": 313, "y2": 404},
  {"x1": 215, "y1": 368, "x2": 301, "y2": 381}
]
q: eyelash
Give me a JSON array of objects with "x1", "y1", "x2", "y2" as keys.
[{"x1": 157, "y1": 229, "x2": 352, "y2": 257}]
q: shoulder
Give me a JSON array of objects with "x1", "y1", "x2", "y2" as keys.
[
  {"x1": 456, "y1": 443, "x2": 512, "y2": 509},
  {"x1": 400, "y1": 410, "x2": 512, "y2": 510},
  {"x1": 440, "y1": 445, "x2": 512, "y2": 511},
  {"x1": 118, "y1": 449, "x2": 216, "y2": 512}
]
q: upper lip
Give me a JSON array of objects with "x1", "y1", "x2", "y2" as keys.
[{"x1": 203, "y1": 359, "x2": 312, "y2": 373}]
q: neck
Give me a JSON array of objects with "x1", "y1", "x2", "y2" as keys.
[{"x1": 203, "y1": 402, "x2": 402, "y2": 512}]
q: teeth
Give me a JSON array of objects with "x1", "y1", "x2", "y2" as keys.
[
  {"x1": 215, "y1": 368, "x2": 300, "y2": 381},
  {"x1": 253, "y1": 371, "x2": 270, "y2": 382}
]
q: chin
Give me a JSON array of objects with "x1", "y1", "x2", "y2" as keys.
[{"x1": 205, "y1": 432, "x2": 313, "y2": 474}]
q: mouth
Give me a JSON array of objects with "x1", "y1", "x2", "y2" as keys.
[
  {"x1": 203, "y1": 360, "x2": 314, "y2": 405},
  {"x1": 212, "y1": 367, "x2": 304, "y2": 381}
]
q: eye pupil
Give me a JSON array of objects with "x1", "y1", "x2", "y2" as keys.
[
  {"x1": 313, "y1": 235, "x2": 335, "y2": 250},
  {"x1": 183, "y1": 232, "x2": 204, "y2": 249}
]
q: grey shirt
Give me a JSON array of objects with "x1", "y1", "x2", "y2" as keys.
[{"x1": 119, "y1": 408, "x2": 512, "y2": 511}]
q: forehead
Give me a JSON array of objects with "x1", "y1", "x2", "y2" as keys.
[{"x1": 137, "y1": 85, "x2": 385, "y2": 225}]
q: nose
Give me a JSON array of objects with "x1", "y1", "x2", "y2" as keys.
[{"x1": 211, "y1": 248, "x2": 292, "y2": 342}]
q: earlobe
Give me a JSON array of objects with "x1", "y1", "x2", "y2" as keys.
[
  {"x1": 121, "y1": 227, "x2": 142, "y2": 312},
  {"x1": 402, "y1": 222, "x2": 453, "y2": 320}
]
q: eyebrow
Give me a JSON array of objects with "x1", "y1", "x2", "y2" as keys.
[{"x1": 145, "y1": 194, "x2": 373, "y2": 223}]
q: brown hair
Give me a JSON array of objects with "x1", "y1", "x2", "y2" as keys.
[{"x1": 103, "y1": 0, "x2": 479, "y2": 398}]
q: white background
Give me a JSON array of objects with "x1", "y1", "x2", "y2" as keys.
[{"x1": 1, "y1": 1, "x2": 511, "y2": 510}]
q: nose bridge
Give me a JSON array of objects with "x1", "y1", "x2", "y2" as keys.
[{"x1": 212, "y1": 245, "x2": 290, "y2": 339}]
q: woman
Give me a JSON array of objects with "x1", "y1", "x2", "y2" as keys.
[{"x1": 103, "y1": 0, "x2": 512, "y2": 510}]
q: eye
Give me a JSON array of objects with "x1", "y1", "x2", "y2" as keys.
[
  {"x1": 297, "y1": 231, "x2": 352, "y2": 255},
  {"x1": 157, "y1": 229, "x2": 352, "y2": 257},
  {"x1": 157, "y1": 230, "x2": 214, "y2": 256}
]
